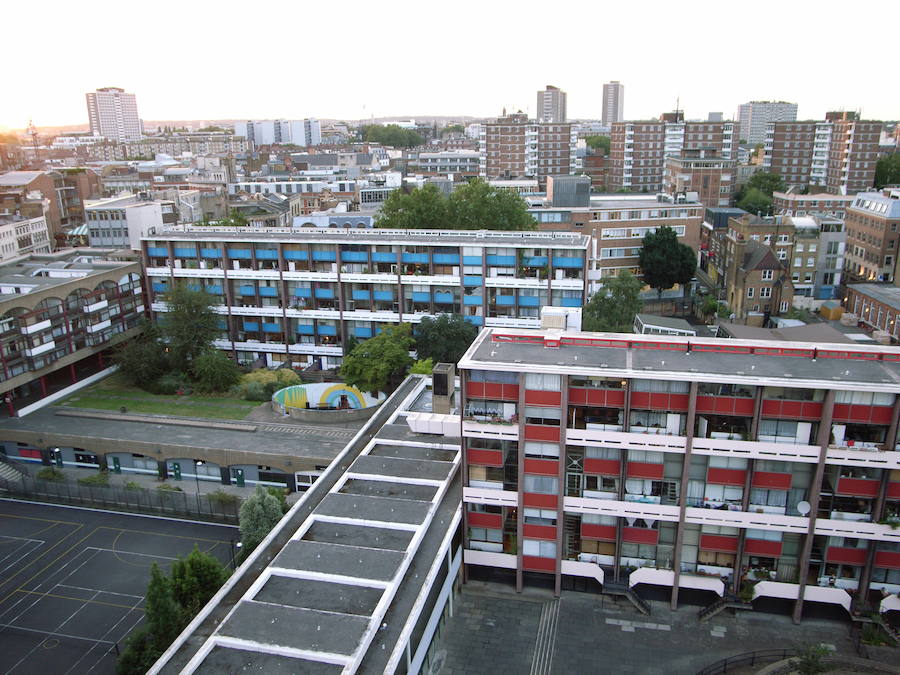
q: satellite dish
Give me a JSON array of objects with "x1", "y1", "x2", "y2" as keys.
[{"x1": 796, "y1": 501, "x2": 811, "y2": 516}]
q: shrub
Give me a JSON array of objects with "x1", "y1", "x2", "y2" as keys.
[
  {"x1": 207, "y1": 489, "x2": 240, "y2": 506},
  {"x1": 150, "y1": 372, "x2": 190, "y2": 396},
  {"x1": 157, "y1": 483, "x2": 184, "y2": 492},
  {"x1": 78, "y1": 471, "x2": 110, "y2": 487},
  {"x1": 265, "y1": 486, "x2": 290, "y2": 514},
  {"x1": 124, "y1": 480, "x2": 142, "y2": 490},
  {"x1": 236, "y1": 368, "x2": 301, "y2": 401},
  {"x1": 36, "y1": 467, "x2": 66, "y2": 482}
]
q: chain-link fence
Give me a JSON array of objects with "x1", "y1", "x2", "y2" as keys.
[{"x1": 0, "y1": 474, "x2": 240, "y2": 523}]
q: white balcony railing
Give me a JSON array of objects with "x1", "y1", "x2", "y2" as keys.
[
  {"x1": 684, "y1": 506, "x2": 809, "y2": 535},
  {"x1": 464, "y1": 549, "x2": 516, "y2": 569},
  {"x1": 25, "y1": 340, "x2": 55, "y2": 357},
  {"x1": 86, "y1": 319, "x2": 111, "y2": 334},
  {"x1": 463, "y1": 486, "x2": 518, "y2": 507},
  {"x1": 566, "y1": 428, "x2": 687, "y2": 454},
  {"x1": 84, "y1": 299, "x2": 108, "y2": 313},
  {"x1": 564, "y1": 496, "x2": 680, "y2": 522},
  {"x1": 814, "y1": 518, "x2": 900, "y2": 543},
  {"x1": 691, "y1": 436, "x2": 820, "y2": 463},
  {"x1": 21, "y1": 319, "x2": 51, "y2": 335}
]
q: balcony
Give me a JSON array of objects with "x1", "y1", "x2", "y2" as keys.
[
  {"x1": 565, "y1": 428, "x2": 687, "y2": 454},
  {"x1": 25, "y1": 340, "x2": 55, "y2": 358}
]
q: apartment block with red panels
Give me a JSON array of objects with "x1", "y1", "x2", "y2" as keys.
[{"x1": 458, "y1": 328, "x2": 900, "y2": 622}]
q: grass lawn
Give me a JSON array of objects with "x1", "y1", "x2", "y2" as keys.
[{"x1": 58, "y1": 373, "x2": 260, "y2": 420}]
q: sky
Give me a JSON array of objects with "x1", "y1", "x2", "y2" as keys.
[{"x1": 2, "y1": 0, "x2": 896, "y2": 131}]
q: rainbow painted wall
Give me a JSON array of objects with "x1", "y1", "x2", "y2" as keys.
[{"x1": 271, "y1": 383, "x2": 385, "y2": 412}]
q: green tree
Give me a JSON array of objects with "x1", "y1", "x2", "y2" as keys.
[
  {"x1": 340, "y1": 324, "x2": 414, "y2": 395},
  {"x1": 585, "y1": 135, "x2": 611, "y2": 154},
  {"x1": 582, "y1": 270, "x2": 642, "y2": 332},
  {"x1": 875, "y1": 154, "x2": 900, "y2": 189},
  {"x1": 160, "y1": 283, "x2": 221, "y2": 372},
  {"x1": 737, "y1": 187, "x2": 774, "y2": 216},
  {"x1": 238, "y1": 486, "x2": 284, "y2": 558},
  {"x1": 791, "y1": 645, "x2": 830, "y2": 675},
  {"x1": 169, "y1": 545, "x2": 230, "y2": 620},
  {"x1": 441, "y1": 124, "x2": 465, "y2": 136},
  {"x1": 410, "y1": 357, "x2": 434, "y2": 374},
  {"x1": 639, "y1": 226, "x2": 697, "y2": 298},
  {"x1": 361, "y1": 124, "x2": 424, "y2": 148},
  {"x1": 745, "y1": 171, "x2": 786, "y2": 197},
  {"x1": 375, "y1": 183, "x2": 449, "y2": 229},
  {"x1": 191, "y1": 349, "x2": 241, "y2": 393},
  {"x1": 116, "y1": 627, "x2": 161, "y2": 675},
  {"x1": 447, "y1": 179, "x2": 536, "y2": 230},
  {"x1": 413, "y1": 314, "x2": 479, "y2": 364},
  {"x1": 145, "y1": 563, "x2": 181, "y2": 649},
  {"x1": 113, "y1": 320, "x2": 169, "y2": 385}
]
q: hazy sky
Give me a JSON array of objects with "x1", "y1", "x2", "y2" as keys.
[{"x1": 3, "y1": 0, "x2": 896, "y2": 130}]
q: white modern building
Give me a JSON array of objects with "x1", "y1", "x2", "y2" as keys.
[
  {"x1": 85, "y1": 87, "x2": 142, "y2": 143},
  {"x1": 85, "y1": 194, "x2": 177, "y2": 250},
  {"x1": 233, "y1": 120, "x2": 322, "y2": 147},
  {"x1": 736, "y1": 101, "x2": 798, "y2": 145},
  {"x1": 0, "y1": 210, "x2": 52, "y2": 261}
]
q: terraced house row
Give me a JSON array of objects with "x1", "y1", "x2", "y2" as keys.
[
  {"x1": 142, "y1": 228, "x2": 589, "y2": 368},
  {"x1": 454, "y1": 328, "x2": 900, "y2": 622}
]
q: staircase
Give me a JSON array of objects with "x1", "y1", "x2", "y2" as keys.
[
  {"x1": 880, "y1": 618, "x2": 900, "y2": 646},
  {"x1": 0, "y1": 454, "x2": 27, "y2": 485},
  {"x1": 604, "y1": 580, "x2": 652, "y2": 615},
  {"x1": 698, "y1": 594, "x2": 751, "y2": 622}
]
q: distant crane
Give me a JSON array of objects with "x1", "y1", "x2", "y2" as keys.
[{"x1": 26, "y1": 119, "x2": 39, "y2": 156}]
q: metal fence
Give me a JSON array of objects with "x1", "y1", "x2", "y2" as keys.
[
  {"x1": 0, "y1": 474, "x2": 240, "y2": 524},
  {"x1": 696, "y1": 649, "x2": 798, "y2": 675}
]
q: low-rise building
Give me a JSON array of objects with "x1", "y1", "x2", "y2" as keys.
[
  {"x1": 663, "y1": 149, "x2": 735, "y2": 208},
  {"x1": 407, "y1": 150, "x2": 480, "y2": 180},
  {"x1": 85, "y1": 194, "x2": 177, "y2": 250},
  {"x1": 142, "y1": 228, "x2": 589, "y2": 369},
  {"x1": 773, "y1": 192, "x2": 854, "y2": 220},
  {"x1": 843, "y1": 188, "x2": 900, "y2": 283},
  {"x1": 0, "y1": 250, "x2": 144, "y2": 414},
  {"x1": 0, "y1": 192, "x2": 52, "y2": 261}
]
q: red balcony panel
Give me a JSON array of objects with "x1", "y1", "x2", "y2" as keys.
[
  {"x1": 583, "y1": 458, "x2": 622, "y2": 475},
  {"x1": 524, "y1": 425, "x2": 560, "y2": 442},
  {"x1": 626, "y1": 461, "x2": 665, "y2": 479},
  {"x1": 887, "y1": 482, "x2": 900, "y2": 499},
  {"x1": 706, "y1": 468, "x2": 747, "y2": 486},
  {"x1": 630, "y1": 392, "x2": 688, "y2": 412},
  {"x1": 523, "y1": 524, "x2": 557, "y2": 540},
  {"x1": 524, "y1": 458, "x2": 559, "y2": 476},
  {"x1": 874, "y1": 551, "x2": 900, "y2": 570},
  {"x1": 630, "y1": 392, "x2": 650, "y2": 409},
  {"x1": 832, "y1": 403, "x2": 894, "y2": 425},
  {"x1": 760, "y1": 399, "x2": 823, "y2": 420},
  {"x1": 466, "y1": 381, "x2": 486, "y2": 398},
  {"x1": 751, "y1": 471, "x2": 792, "y2": 490},
  {"x1": 825, "y1": 546, "x2": 868, "y2": 566},
  {"x1": 700, "y1": 534, "x2": 739, "y2": 553},
  {"x1": 568, "y1": 388, "x2": 586, "y2": 405},
  {"x1": 744, "y1": 539, "x2": 783, "y2": 557},
  {"x1": 467, "y1": 448, "x2": 503, "y2": 467},
  {"x1": 580, "y1": 523, "x2": 616, "y2": 541},
  {"x1": 466, "y1": 381, "x2": 519, "y2": 401},
  {"x1": 697, "y1": 396, "x2": 756, "y2": 417},
  {"x1": 525, "y1": 390, "x2": 562, "y2": 406},
  {"x1": 502, "y1": 384, "x2": 520, "y2": 400},
  {"x1": 587, "y1": 388, "x2": 625, "y2": 407},
  {"x1": 522, "y1": 555, "x2": 556, "y2": 572},
  {"x1": 622, "y1": 527, "x2": 659, "y2": 545},
  {"x1": 467, "y1": 512, "x2": 502, "y2": 529},
  {"x1": 836, "y1": 477, "x2": 880, "y2": 498},
  {"x1": 523, "y1": 492, "x2": 557, "y2": 508}
]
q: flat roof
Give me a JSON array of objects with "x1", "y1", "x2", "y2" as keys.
[
  {"x1": 145, "y1": 227, "x2": 590, "y2": 248},
  {"x1": 164, "y1": 377, "x2": 462, "y2": 674},
  {"x1": 848, "y1": 284, "x2": 900, "y2": 312},
  {"x1": 635, "y1": 314, "x2": 695, "y2": 332},
  {"x1": 0, "y1": 250, "x2": 138, "y2": 297},
  {"x1": 459, "y1": 328, "x2": 900, "y2": 393}
]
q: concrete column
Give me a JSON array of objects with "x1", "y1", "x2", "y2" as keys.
[
  {"x1": 615, "y1": 379, "x2": 631, "y2": 583},
  {"x1": 855, "y1": 467, "x2": 892, "y2": 608},
  {"x1": 157, "y1": 460, "x2": 168, "y2": 480},
  {"x1": 516, "y1": 373, "x2": 526, "y2": 593},
  {"x1": 670, "y1": 381, "x2": 699, "y2": 611},
  {"x1": 733, "y1": 458, "x2": 755, "y2": 595},
  {"x1": 792, "y1": 389, "x2": 835, "y2": 624},
  {"x1": 460, "y1": 368, "x2": 469, "y2": 585},
  {"x1": 285, "y1": 472, "x2": 297, "y2": 493},
  {"x1": 555, "y1": 376, "x2": 569, "y2": 597},
  {"x1": 219, "y1": 466, "x2": 230, "y2": 485}
]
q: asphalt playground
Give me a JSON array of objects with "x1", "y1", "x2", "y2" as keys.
[{"x1": 0, "y1": 499, "x2": 237, "y2": 674}]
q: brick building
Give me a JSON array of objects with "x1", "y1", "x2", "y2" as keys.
[
  {"x1": 773, "y1": 192, "x2": 854, "y2": 220},
  {"x1": 479, "y1": 112, "x2": 576, "y2": 186},
  {"x1": 663, "y1": 149, "x2": 736, "y2": 208},
  {"x1": 843, "y1": 188, "x2": 900, "y2": 283}
]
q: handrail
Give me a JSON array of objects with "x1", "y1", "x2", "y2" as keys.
[
  {"x1": 696, "y1": 649, "x2": 798, "y2": 675},
  {"x1": 0, "y1": 452, "x2": 28, "y2": 477}
]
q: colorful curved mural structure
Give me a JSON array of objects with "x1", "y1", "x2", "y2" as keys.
[{"x1": 272, "y1": 383, "x2": 385, "y2": 414}]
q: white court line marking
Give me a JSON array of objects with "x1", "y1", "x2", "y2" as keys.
[
  {"x1": 0, "y1": 538, "x2": 44, "y2": 576},
  {"x1": 56, "y1": 584, "x2": 143, "y2": 600},
  {"x1": 65, "y1": 593, "x2": 145, "y2": 675},
  {"x1": 83, "y1": 546, "x2": 178, "y2": 561}
]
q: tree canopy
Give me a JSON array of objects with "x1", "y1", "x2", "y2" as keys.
[
  {"x1": 737, "y1": 186, "x2": 774, "y2": 216},
  {"x1": 582, "y1": 270, "x2": 642, "y2": 332},
  {"x1": 638, "y1": 226, "x2": 697, "y2": 297},
  {"x1": 441, "y1": 124, "x2": 465, "y2": 136},
  {"x1": 875, "y1": 154, "x2": 900, "y2": 189},
  {"x1": 361, "y1": 124, "x2": 424, "y2": 148},
  {"x1": 192, "y1": 349, "x2": 241, "y2": 393},
  {"x1": 745, "y1": 171, "x2": 786, "y2": 196},
  {"x1": 340, "y1": 323, "x2": 414, "y2": 395},
  {"x1": 377, "y1": 179, "x2": 535, "y2": 230},
  {"x1": 239, "y1": 486, "x2": 284, "y2": 558},
  {"x1": 160, "y1": 283, "x2": 221, "y2": 372},
  {"x1": 413, "y1": 314, "x2": 479, "y2": 364},
  {"x1": 585, "y1": 135, "x2": 611, "y2": 154}
]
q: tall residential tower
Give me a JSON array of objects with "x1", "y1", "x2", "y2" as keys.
[
  {"x1": 536, "y1": 85, "x2": 567, "y2": 123},
  {"x1": 602, "y1": 81, "x2": 624, "y2": 127},
  {"x1": 85, "y1": 87, "x2": 142, "y2": 142}
]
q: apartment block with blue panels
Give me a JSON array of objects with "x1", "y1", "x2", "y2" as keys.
[{"x1": 142, "y1": 228, "x2": 590, "y2": 368}]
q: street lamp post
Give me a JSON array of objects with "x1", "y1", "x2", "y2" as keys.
[{"x1": 195, "y1": 460, "x2": 203, "y2": 514}]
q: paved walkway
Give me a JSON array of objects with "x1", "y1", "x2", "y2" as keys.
[{"x1": 432, "y1": 581, "x2": 859, "y2": 675}]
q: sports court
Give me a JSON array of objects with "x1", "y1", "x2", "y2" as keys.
[{"x1": 0, "y1": 499, "x2": 236, "y2": 674}]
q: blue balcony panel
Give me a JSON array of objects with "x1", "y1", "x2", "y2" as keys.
[
  {"x1": 293, "y1": 287, "x2": 312, "y2": 298},
  {"x1": 256, "y1": 249, "x2": 278, "y2": 260},
  {"x1": 283, "y1": 250, "x2": 308, "y2": 260},
  {"x1": 242, "y1": 322, "x2": 259, "y2": 331},
  {"x1": 239, "y1": 285, "x2": 255, "y2": 296},
  {"x1": 297, "y1": 324, "x2": 314, "y2": 335},
  {"x1": 373, "y1": 291, "x2": 394, "y2": 302},
  {"x1": 341, "y1": 251, "x2": 368, "y2": 262},
  {"x1": 147, "y1": 247, "x2": 168, "y2": 257},
  {"x1": 434, "y1": 292, "x2": 454, "y2": 304},
  {"x1": 401, "y1": 253, "x2": 429, "y2": 264},
  {"x1": 371, "y1": 252, "x2": 397, "y2": 263},
  {"x1": 352, "y1": 290, "x2": 371, "y2": 301},
  {"x1": 486, "y1": 255, "x2": 516, "y2": 266},
  {"x1": 354, "y1": 327, "x2": 373, "y2": 338},
  {"x1": 259, "y1": 287, "x2": 278, "y2": 297},
  {"x1": 523, "y1": 256, "x2": 548, "y2": 266},
  {"x1": 465, "y1": 315, "x2": 483, "y2": 326},
  {"x1": 462, "y1": 256, "x2": 483, "y2": 266},
  {"x1": 433, "y1": 254, "x2": 460, "y2": 264},
  {"x1": 205, "y1": 285, "x2": 223, "y2": 295},
  {"x1": 187, "y1": 283, "x2": 202, "y2": 292},
  {"x1": 227, "y1": 248, "x2": 251, "y2": 259},
  {"x1": 561, "y1": 297, "x2": 583, "y2": 307},
  {"x1": 518, "y1": 296, "x2": 540, "y2": 307},
  {"x1": 463, "y1": 275, "x2": 483, "y2": 286},
  {"x1": 463, "y1": 295, "x2": 483, "y2": 306},
  {"x1": 173, "y1": 247, "x2": 196, "y2": 258},
  {"x1": 262, "y1": 322, "x2": 281, "y2": 333},
  {"x1": 495, "y1": 295, "x2": 515, "y2": 306},
  {"x1": 312, "y1": 251, "x2": 336, "y2": 262},
  {"x1": 200, "y1": 248, "x2": 222, "y2": 258},
  {"x1": 411, "y1": 292, "x2": 431, "y2": 302},
  {"x1": 552, "y1": 256, "x2": 583, "y2": 268},
  {"x1": 152, "y1": 283, "x2": 167, "y2": 293},
  {"x1": 314, "y1": 288, "x2": 334, "y2": 299},
  {"x1": 317, "y1": 325, "x2": 337, "y2": 336}
]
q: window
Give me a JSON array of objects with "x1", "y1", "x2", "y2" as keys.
[
  {"x1": 760, "y1": 287, "x2": 772, "y2": 298},
  {"x1": 747, "y1": 287, "x2": 754, "y2": 298},
  {"x1": 525, "y1": 406, "x2": 561, "y2": 426},
  {"x1": 524, "y1": 442, "x2": 560, "y2": 459},
  {"x1": 523, "y1": 508, "x2": 557, "y2": 526},
  {"x1": 525, "y1": 373, "x2": 561, "y2": 391},
  {"x1": 761, "y1": 270, "x2": 773, "y2": 281},
  {"x1": 469, "y1": 527, "x2": 503, "y2": 543},
  {"x1": 524, "y1": 475, "x2": 558, "y2": 494},
  {"x1": 523, "y1": 539, "x2": 556, "y2": 558},
  {"x1": 806, "y1": 257, "x2": 815, "y2": 267}
]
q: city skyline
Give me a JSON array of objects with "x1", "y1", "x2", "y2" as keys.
[{"x1": 2, "y1": 0, "x2": 895, "y2": 130}]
